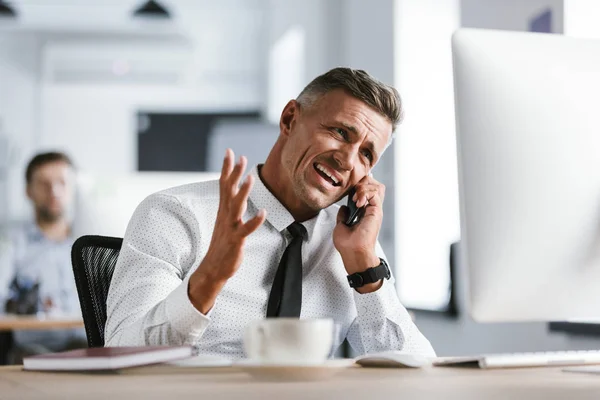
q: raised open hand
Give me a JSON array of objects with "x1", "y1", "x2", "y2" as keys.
[{"x1": 188, "y1": 149, "x2": 266, "y2": 312}]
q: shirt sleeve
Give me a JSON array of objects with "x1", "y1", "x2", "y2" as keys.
[
  {"x1": 104, "y1": 193, "x2": 212, "y2": 346},
  {"x1": 346, "y1": 242, "x2": 436, "y2": 357}
]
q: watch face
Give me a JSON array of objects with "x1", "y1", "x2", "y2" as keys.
[
  {"x1": 348, "y1": 273, "x2": 364, "y2": 288},
  {"x1": 381, "y1": 258, "x2": 391, "y2": 279}
]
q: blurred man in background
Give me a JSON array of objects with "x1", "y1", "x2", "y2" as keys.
[{"x1": 0, "y1": 152, "x2": 86, "y2": 362}]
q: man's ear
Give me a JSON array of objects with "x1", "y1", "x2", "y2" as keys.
[
  {"x1": 279, "y1": 100, "x2": 299, "y2": 137},
  {"x1": 25, "y1": 185, "x2": 33, "y2": 200}
]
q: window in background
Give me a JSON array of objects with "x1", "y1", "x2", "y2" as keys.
[{"x1": 393, "y1": 0, "x2": 460, "y2": 313}]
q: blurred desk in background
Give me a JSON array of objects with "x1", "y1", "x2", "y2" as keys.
[
  {"x1": 0, "y1": 315, "x2": 85, "y2": 365},
  {"x1": 0, "y1": 315, "x2": 84, "y2": 331}
]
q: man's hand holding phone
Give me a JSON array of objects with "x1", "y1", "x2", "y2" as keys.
[{"x1": 333, "y1": 175, "x2": 386, "y2": 293}]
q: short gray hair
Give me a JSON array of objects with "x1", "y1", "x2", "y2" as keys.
[{"x1": 296, "y1": 67, "x2": 403, "y2": 146}]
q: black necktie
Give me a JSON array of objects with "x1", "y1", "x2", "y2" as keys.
[{"x1": 266, "y1": 222, "x2": 307, "y2": 318}]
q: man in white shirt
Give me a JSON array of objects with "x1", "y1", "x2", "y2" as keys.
[{"x1": 105, "y1": 68, "x2": 435, "y2": 358}]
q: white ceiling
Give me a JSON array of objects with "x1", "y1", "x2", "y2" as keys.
[
  {"x1": 4, "y1": 0, "x2": 263, "y2": 12},
  {"x1": 4, "y1": 0, "x2": 142, "y2": 17},
  {"x1": 0, "y1": 0, "x2": 264, "y2": 36}
]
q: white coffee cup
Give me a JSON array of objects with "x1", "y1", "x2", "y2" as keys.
[{"x1": 243, "y1": 318, "x2": 334, "y2": 365}]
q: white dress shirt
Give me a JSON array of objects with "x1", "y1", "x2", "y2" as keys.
[{"x1": 105, "y1": 166, "x2": 435, "y2": 358}]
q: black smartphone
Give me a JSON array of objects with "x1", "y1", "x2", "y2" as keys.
[{"x1": 345, "y1": 187, "x2": 366, "y2": 226}]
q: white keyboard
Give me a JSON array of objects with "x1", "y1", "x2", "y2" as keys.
[{"x1": 434, "y1": 350, "x2": 600, "y2": 369}]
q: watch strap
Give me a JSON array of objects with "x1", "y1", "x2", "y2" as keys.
[{"x1": 347, "y1": 258, "x2": 390, "y2": 288}]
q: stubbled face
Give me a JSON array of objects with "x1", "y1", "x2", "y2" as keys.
[
  {"x1": 27, "y1": 161, "x2": 75, "y2": 223},
  {"x1": 280, "y1": 89, "x2": 392, "y2": 210}
]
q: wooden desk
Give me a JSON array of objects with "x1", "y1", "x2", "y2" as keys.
[
  {"x1": 1, "y1": 365, "x2": 599, "y2": 399},
  {"x1": 0, "y1": 315, "x2": 84, "y2": 331}
]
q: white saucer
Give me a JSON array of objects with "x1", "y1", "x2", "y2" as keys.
[{"x1": 234, "y1": 359, "x2": 355, "y2": 381}]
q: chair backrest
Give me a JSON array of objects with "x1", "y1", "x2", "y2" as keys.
[{"x1": 71, "y1": 235, "x2": 123, "y2": 347}]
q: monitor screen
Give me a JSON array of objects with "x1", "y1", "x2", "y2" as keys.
[{"x1": 453, "y1": 28, "x2": 600, "y2": 322}]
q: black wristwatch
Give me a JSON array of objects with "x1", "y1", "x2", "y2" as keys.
[{"x1": 347, "y1": 258, "x2": 391, "y2": 288}]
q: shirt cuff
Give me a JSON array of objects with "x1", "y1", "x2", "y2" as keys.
[
  {"x1": 352, "y1": 279, "x2": 412, "y2": 325},
  {"x1": 164, "y1": 273, "x2": 212, "y2": 341}
]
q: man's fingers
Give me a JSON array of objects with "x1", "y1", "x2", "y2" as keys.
[
  {"x1": 227, "y1": 156, "x2": 247, "y2": 197},
  {"x1": 365, "y1": 192, "x2": 383, "y2": 209},
  {"x1": 240, "y1": 209, "x2": 267, "y2": 236},
  {"x1": 216, "y1": 151, "x2": 262, "y2": 237},
  {"x1": 219, "y1": 149, "x2": 235, "y2": 203},
  {"x1": 353, "y1": 183, "x2": 385, "y2": 208},
  {"x1": 232, "y1": 175, "x2": 254, "y2": 221},
  {"x1": 220, "y1": 149, "x2": 234, "y2": 180},
  {"x1": 353, "y1": 188, "x2": 376, "y2": 207},
  {"x1": 220, "y1": 150, "x2": 248, "y2": 202}
]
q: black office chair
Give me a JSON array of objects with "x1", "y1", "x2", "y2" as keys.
[
  {"x1": 71, "y1": 235, "x2": 123, "y2": 348},
  {"x1": 0, "y1": 332, "x2": 13, "y2": 365}
]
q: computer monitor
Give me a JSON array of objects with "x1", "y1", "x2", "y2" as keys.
[
  {"x1": 452, "y1": 28, "x2": 600, "y2": 322},
  {"x1": 72, "y1": 171, "x2": 220, "y2": 239}
]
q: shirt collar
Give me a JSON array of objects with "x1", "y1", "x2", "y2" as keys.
[
  {"x1": 249, "y1": 165, "x2": 321, "y2": 241},
  {"x1": 25, "y1": 222, "x2": 45, "y2": 242},
  {"x1": 25, "y1": 221, "x2": 73, "y2": 244}
]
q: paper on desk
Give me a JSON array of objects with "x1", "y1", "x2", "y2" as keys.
[
  {"x1": 165, "y1": 354, "x2": 232, "y2": 367},
  {"x1": 563, "y1": 366, "x2": 600, "y2": 375}
]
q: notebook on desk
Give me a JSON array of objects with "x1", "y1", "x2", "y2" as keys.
[
  {"x1": 434, "y1": 350, "x2": 600, "y2": 369},
  {"x1": 23, "y1": 346, "x2": 194, "y2": 371}
]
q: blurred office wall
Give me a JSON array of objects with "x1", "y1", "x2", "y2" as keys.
[
  {"x1": 2, "y1": 0, "x2": 600, "y2": 356},
  {"x1": 0, "y1": 33, "x2": 41, "y2": 226},
  {"x1": 1, "y1": 0, "x2": 265, "y2": 223},
  {"x1": 0, "y1": 0, "x2": 400, "y2": 267}
]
